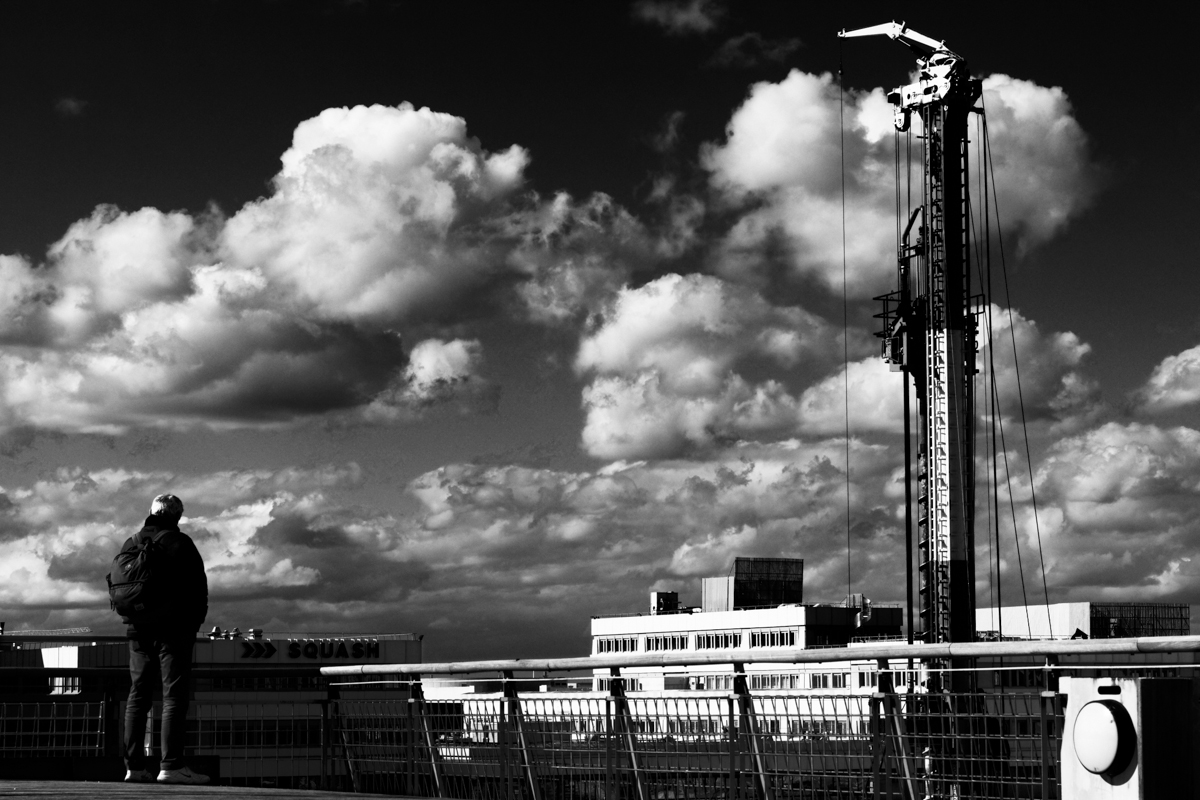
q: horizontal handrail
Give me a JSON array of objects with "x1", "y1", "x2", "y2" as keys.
[{"x1": 320, "y1": 634, "x2": 1200, "y2": 676}]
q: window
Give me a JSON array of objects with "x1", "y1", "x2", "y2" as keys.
[
  {"x1": 693, "y1": 674, "x2": 733, "y2": 691},
  {"x1": 645, "y1": 634, "x2": 688, "y2": 651},
  {"x1": 694, "y1": 631, "x2": 742, "y2": 650},
  {"x1": 750, "y1": 629, "x2": 797, "y2": 648},
  {"x1": 594, "y1": 677, "x2": 641, "y2": 691},
  {"x1": 749, "y1": 672, "x2": 803, "y2": 690},
  {"x1": 808, "y1": 672, "x2": 849, "y2": 689},
  {"x1": 595, "y1": 637, "x2": 637, "y2": 654}
]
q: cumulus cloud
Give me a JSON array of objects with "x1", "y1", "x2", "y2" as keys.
[
  {"x1": 575, "y1": 273, "x2": 837, "y2": 458},
  {"x1": 979, "y1": 75, "x2": 1102, "y2": 253},
  {"x1": 508, "y1": 192, "x2": 650, "y2": 325},
  {"x1": 632, "y1": 0, "x2": 724, "y2": 35},
  {"x1": 1025, "y1": 422, "x2": 1200, "y2": 601},
  {"x1": 1134, "y1": 343, "x2": 1200, "y2": 414},
  {"x1": 364, "y1": 338, "x2": 498, "y2": 421},
  {"x1": 979, "y1": 304, "x2": 1100, "y2": 426},
  {"x1": 224, "y1": 103, "x2": 529, "y2": 326},
  {"x1": 797, "y1": 358, "x2": 904, "y2": 436},
  {"x1": 702, "y1": 70, "x2": 1100, "y2": 298},
  {"x1": 0, "y1": 464, "x2": 428, "y2": 631},
  {"x1": 0, "y1": 103, "x2": 648, "y2": 433}
]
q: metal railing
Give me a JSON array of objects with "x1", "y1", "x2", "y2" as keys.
[
  {"x1": 322, "y1": 635, "x2": 1200, "y2": 799},
  {"x1": 0, "y1": 666, "x2": 353, "y2": 790},
  {"x1": 0, "y1": 696, "x2": 108, "y2": 757},
  {"x1": 327, "y1": 681, "x2": 1060, "y2": 799},
  {"x1": 2, "y1": 635, "x2": 1199, "y2": 796}
]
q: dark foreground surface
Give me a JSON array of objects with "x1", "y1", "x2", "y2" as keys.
[{"x1": 0, "y1": 781, "x2": 407, "y2": 799}]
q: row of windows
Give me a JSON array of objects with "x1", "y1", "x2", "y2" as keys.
[
  {"x1": 749, "y1": 630, "x2": 796, "y2": 648},
  {"x1": 597, "y1": 629, "x2": 799, "y2": 653},
  {"x1": 695, "y1": 632, "x2": 743, "y2": 650},
  {"x1": 645, "y1": 634, "x2": 688, "y2": 651},
  {"x1": 595, "y1": 637, "x2": 638, "y2": 653}
]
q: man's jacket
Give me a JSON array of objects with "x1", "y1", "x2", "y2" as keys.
[{"x1": 120, "y1": 514, "x2": 208, "y2": 638}]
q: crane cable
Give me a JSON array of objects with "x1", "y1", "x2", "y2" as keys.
[
  {"x1": 838, "y1": 41, "x2": 853, "y2": 604},
  {"x1": 967, "y1": 118, "x2": 1032, "y2": 636},
  {"x1": 980, "y1": 105, "x2": 1054, "y2": 636}
]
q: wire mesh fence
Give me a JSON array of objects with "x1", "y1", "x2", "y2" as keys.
[
  {"x1": 331, "y1": 688, "x2": 1062, "y2": 799},
  {"x1": 0, "y1": 697, "x2": 107, "y2": 757}
]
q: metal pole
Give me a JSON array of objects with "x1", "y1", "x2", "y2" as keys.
[
  {"x1": 609, "y1": 668, "x2": 647, "y2": 800},
  {"x1": 727, "y1": 694, "x2": 738, "y2": 800},
  {"x1": 412, "y1": 675, "x2": 444, "y2": 798},
  {"x1": 499, "y1": 687, "x2": 509, "y2": 800},
  {"x1": 871, "y1": 692, "x2": 884, "y2": 800},
  {"x1": 732, "y1": 663, "x2": 774, "y2": 800},
  {"x1": 605, "y1": 696, "x2": 614, "y2": 800},
  {"x1": 877, "y1": 659, "x2": 918, "y2": 800},
  {"x1": 905, "y1": 366, "x2": 915, "y2": 655},
  {"x1": 503, "y1": 670, "x2": 543, "y2": 800},
  {"x1": 1040, "y1": 691, "x2": 1053, "y2": 800},
  {"x1": 407, "y1": 694, "x2": 415, "y2": 797}
]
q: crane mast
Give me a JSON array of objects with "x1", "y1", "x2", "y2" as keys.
[{"x1": 840, "y1": 22, "x2": 982, "y2": 652}]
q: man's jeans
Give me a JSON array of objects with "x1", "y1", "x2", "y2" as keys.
[{"x1": 124, "y1": 635, "x2": 194, "y2": 771}]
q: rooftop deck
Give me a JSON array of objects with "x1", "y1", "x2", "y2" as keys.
[{"x1": 0, "y1": 779, "x2": 403, "y2": 798}]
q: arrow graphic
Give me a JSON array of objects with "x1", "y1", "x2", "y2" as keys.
[{"x1": 240, "y1": 641, "x2": 279, "y2": 659}]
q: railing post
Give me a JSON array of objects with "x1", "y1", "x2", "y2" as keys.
[
  {"x1": 876, "y1": 659, "x2": 918, "y2": 800},
  {"x1": 605, "y1": 695, "x2": 614, "y2": 800},
  {"x1": 499, "y1": 682, "x2": 510, "y2": 800},
  {"x1": 1041, "y1": 655, "x2": 1058, "y2": 800},
  {"x1": 871, "y1": 691, "x2": 884, "y2": 800},
  {"x1": 732, "y1": 663, "x2": 774, "y2": 800},
  {"x1": 727, "y1": 692, "x2": 738, "y2": 799},
  {"x1": 609, "y1": 667, "x2": 647, "y2": 800},
  {"x1": 407, "y1": 688, "x2": 415, "y2": 797},
  {"x1": 412, "y1": 674, "x2": 444, "y2": 798},
  {"x1": 503, "y1": 670, "x2": 543, "y2": 800}
]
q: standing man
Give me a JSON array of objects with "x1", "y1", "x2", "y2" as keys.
[{"x1": 115, "y1": 493, "x2": 210, "y2": 784}]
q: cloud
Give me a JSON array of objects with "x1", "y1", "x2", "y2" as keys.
[
  {"x1": 709, "y1": 32, "x2": 802, "y2": 68},
  {"x1": 0, "y1": 103, "x2": 648, "y2": 433},
  {"x1": 54, "y1": 97, "x2": 87, "y2": 117},
  {"x1": 575, "y1": 273, "x2": 836, "y2": 458},
  {"x1": 797, "y1": 358, "x2": 904, "y2": 436},
  {"x1": 364, "y1": 338, "x2": 499, "y2": 421},
  {"x1": 701, "y1": 70, "x2": 1101, "y2": 298},
  {"x1": 632, "y1": 0, "x2": 724, "y2": 35},
  {"x1": 979, "y1": 75, "x2": 1102, "y2": 253},
  {"x1": 508, "y1": 193, "x2": 650, "y2": 325},
  {"x1": 223, "y1": 103, "x2": 529, "y2": 326},
  {"x1": 979, "y1": 304, "x2": 1100, "y2": 426},
  {"x1": 1024, "y1": 422, "x2": 1200, "y2": 601},
  {"x1": 0, "y1": 464, "x2": 425, "y2": 627},
  {"x1": 1134, "y1": 342, "x2": 1200, "y2": 413}
]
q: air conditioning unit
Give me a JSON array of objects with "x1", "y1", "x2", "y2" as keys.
[{"x1": 1060, "y1": 676, "x2": 1195, "y2": 798}]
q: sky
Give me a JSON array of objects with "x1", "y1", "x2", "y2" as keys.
[{"x1": 0, "y1": 1, "x2": 1197, "y2": 660}]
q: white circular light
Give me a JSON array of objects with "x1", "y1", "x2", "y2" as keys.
[{"x1": 1074, "y1": 700, "x2": 1129, "y2": 775}]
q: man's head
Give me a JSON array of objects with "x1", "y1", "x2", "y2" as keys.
[{"x1": 150, "y1": 493, "x2": 184, "y2": 521}]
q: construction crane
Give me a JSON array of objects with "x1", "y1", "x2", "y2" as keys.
[{"x1": 839, "y1": 22, "x2": 983, "y2": 663}]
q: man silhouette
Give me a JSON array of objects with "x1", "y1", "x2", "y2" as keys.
[{"x1": 118, "y1": 493, "x2": 210, "y2": 784}]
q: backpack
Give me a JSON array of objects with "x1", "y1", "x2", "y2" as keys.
[{"x1": 106, "y1": 530, "x2": 170, "y2": 623}]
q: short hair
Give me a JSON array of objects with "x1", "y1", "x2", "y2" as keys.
[{"x1": 150, "y1": 493, "x2": 184, "y2": 519}]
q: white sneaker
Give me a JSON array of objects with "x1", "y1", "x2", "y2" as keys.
[
  {"x1": 124, "y1": 768, "x2": 155, "y2": 783},
  {"x1": 157, "y1": 766, "x2": 211, "y2": 785}
]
